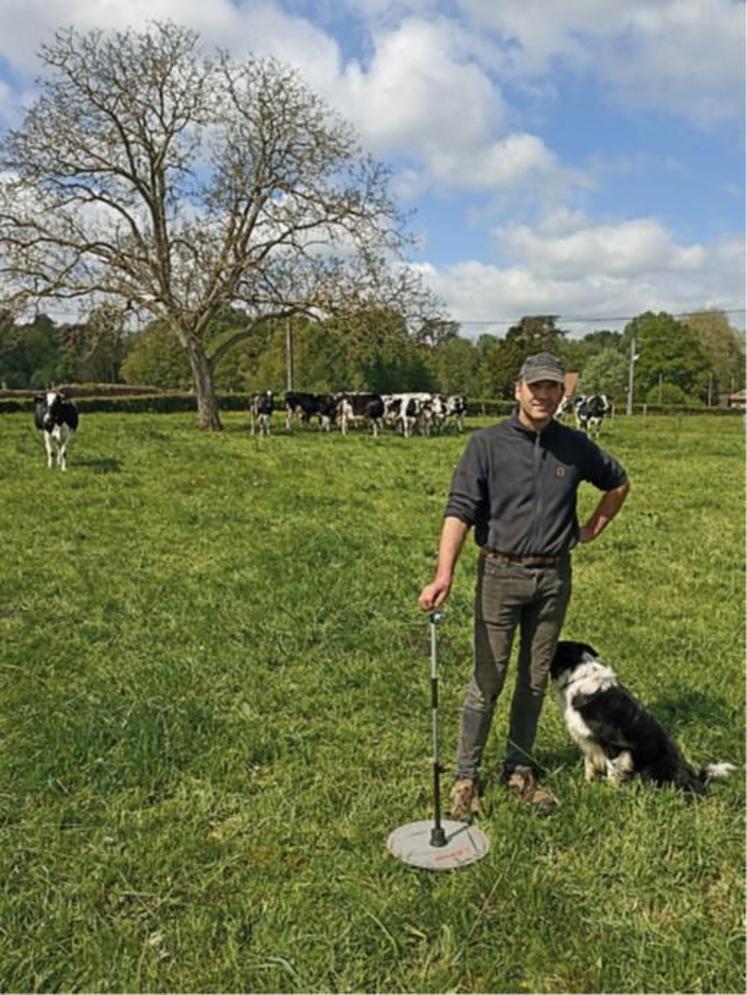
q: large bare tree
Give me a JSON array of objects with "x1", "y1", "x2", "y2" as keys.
[{"x1": 0, "y1": 21, "x2": 440, "y2": 428}]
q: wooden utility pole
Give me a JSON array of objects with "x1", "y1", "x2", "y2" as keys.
[
  {"x1": 285, "y1": 318, "x2": 293, "y2": 392},
  {"x1": 626, "y1": 336, "x2": 637, "y2": 416}
]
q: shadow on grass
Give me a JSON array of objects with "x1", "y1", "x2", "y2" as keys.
[
  {"x1": 538, "y1": 746, "x2": 583, "y2": 775},
  {"x1": 78, "y1": 457, "x2": 123, "y2": 474},
  {"x1": 649, "y1": 687, "x2": 733, "y2": 732}
]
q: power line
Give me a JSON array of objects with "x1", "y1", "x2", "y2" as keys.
[{"x1": 449, "y1": 308, "x2": 746, "y2": 325}]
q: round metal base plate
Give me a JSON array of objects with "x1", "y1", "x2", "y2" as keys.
[{"x1": 387, "y1": 819, "x2": 490, "y2": 870}]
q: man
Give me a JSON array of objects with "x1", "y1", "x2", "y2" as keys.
[{"x1": 418, "y1": 352, "x2": 629, "y2": 816}]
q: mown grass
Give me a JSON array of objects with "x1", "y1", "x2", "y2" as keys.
[{"x1": 0, "y1": 410, "x2": 744, "y2": 993}]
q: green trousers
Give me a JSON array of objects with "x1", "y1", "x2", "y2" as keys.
[{"x1": 456, "y1": 553, "x2": 572, "y2": 780}]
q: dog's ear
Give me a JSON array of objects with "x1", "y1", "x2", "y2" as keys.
[
  {"x1": 550, "y1": 641, "x2": 576, "y2": 677},
  {"x1": 579, "y1": 642, "x2": 600, "y2": 659}
]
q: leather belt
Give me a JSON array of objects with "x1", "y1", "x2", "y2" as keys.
[{"x1": 480, "y1": 549, "x2": 561, "y2": 567}]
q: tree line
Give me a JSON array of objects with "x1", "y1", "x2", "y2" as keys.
[{"x1": 2, "y1": 307, "x2": 742, "y2": 407}]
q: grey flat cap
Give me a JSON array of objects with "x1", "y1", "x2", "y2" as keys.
[{"x1": 519, "y1": 352, "x2": 565, "y2": 385}]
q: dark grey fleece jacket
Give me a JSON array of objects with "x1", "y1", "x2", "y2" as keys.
[{"x1": 444, "y1": 413, "x2": 628, "y2": 556}]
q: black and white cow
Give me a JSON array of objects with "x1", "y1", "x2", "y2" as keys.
[
  {"x1": 283, "y1": 391, "x2": 339, "y2": 432},
  {"x1": 249, "y1": 390, "x2": 274, "y2": 436},
  {"x1": 429, "y1": 394, "x2": 447, "y2": 432},
  {"x1": 34, "y1": 390, "x2": 79, "y2": 470},
  {"x1": 554, "y1": 395, "x2": 574, "y2": 423},
  {"x1": 337, "y1": 392, "x2": 385, "y2": 436},
  {"x1": 381, "y1": 393, "x2": 433, "y2": 437},
  {"x1": 574, "y1": 394, "x2": 611, "y2": 438},
  {"x1": 442, "y1": 394, "x2": 467, "y2": 432},
  {"x1": 316, "y1": 394, "x2": 340, "y2": 432},
  {"x1": 381, "y1": 394, "x2": 403, "y2": 432},
  {"x1": 284, "y1": 391, "x2": 316, "y2": 430},
  {"x1": 408, "y1": 393, "x2": 436, "y2": 436}
]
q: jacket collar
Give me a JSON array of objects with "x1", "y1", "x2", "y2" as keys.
[{"x1": 509, "y1": 411, "x2": 559, "y2": 441}]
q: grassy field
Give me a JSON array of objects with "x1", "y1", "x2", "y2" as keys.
[{"x1": 0, "y1": 409, "x2": 744, "y2": 993}]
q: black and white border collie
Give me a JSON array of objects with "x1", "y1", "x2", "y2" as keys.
[{"x1": 551, "y1": 641, "x2": 735, "y2": 797}]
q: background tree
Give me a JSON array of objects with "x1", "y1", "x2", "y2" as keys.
[
  {"x1": 211, "y1": 314, "x2": 277, "y2": 392},
  {"x1": 0, "y1": 21, "x2": 439, "y2": 429},
  {"x1": 556, "y1": 337, "x2": 589, "y2": 376},
  {"x1": 321, "y1": 308, "x2": 434, "y2": 392},
  {"x1": 57, "y1": 304, "x2": 128, "y2": 383},
  {"x1": 0, "y1": 313, "x2": 62, "y2": 388},
  {"x1": 121, "y1": 320, "x2": 191, "y2": 388},
  {"x1": 240, "y1": 309, "x2": 436, "y2": 394},
  {"x1": 578, "y1": 347, "x2": 628, "y2": 400},
  {"x1": 434, "y1": 336, "x2": 478, "y2": 395},
  {"x1": 622, "y1": 311, "x2": 707, "y2": 401},
  {"x1": 471, "y1": 333, "x2": 500, "y2": 397},
  {"x1": 580, "y1": 329, "x2": 623, "y2": 354},
  {"x1": 246, "y1": 317, "x2": 354, "y2": 394},
  {"x1": 414, "y1": 318, "x2": 460, "y2": 350},
  {"x1": 487, "y1": 315, "x2": 567, "y2": 397},
  {"x1": 682, "y1": 310, "x2": 745, "y2": 397},
  {"x1": 553, "y1": 329, "x2": 623, "y2": 377},
  {"x1": 644, "y1": 381, "x2": 688, "y2": 406}
]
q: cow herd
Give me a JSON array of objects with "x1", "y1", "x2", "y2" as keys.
[
  {"x1": 31, "y1": 387, "x2": 612, "y2": 471},
  {"x1": 252, "y1": 390, "x2": 468, "y2": 438}
]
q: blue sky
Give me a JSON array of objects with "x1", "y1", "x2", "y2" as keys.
[{"x1": 0, "y1": 0, "x2": 743, "y2": 337}]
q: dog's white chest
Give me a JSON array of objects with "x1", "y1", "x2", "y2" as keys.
[{"x1": 557, "y1": 689, "x2": 593, "y2": 745}]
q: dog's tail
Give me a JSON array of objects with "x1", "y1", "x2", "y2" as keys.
[
  {"x1": 699, "y1": 762, "x2": 736, "y2": 786},
  {"x1": 676, "y1": 761, "x2": 735, "y2": 798}
]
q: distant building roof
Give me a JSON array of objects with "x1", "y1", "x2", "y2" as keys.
[{"x1": 564, "y1": 372, "x2": 579, "y2": 396}]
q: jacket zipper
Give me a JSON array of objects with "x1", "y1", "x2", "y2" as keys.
[{"x1": 530, "y1": 430, "x2": 544, "y2": 552}]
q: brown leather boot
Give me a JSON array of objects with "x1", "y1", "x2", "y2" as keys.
[
  {"x1": 505, "y1": 766, "x2": 558, "y2": 815},
  {"x1": 449, "y1": 778, "x2": 481, "y2": 820}
]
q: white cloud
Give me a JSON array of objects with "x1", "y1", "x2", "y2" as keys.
[
  {"x1": 335, "y1": 17, "x2": 504, "y2": 157},
  {"x1": 454, "y1": 0, "x2": 745, "y2": 126},
  {"x1": 0, "y1": 78, "x2": 12, "y2": 127},
  {"x1": 392, "y1": 131, "x2": 583, "y2": 201},
  {"x1": 2, "y1": 1, "x2": 742, "y2": 136},
  {"x1": 434, "y1": 133, "x2": 560, "y2": 190},
  {"x1": 0, "y1": 1, "x2": 345, "y2": 92},
  {"x1": 0, "y1": 0, "x2": 220, "y2": 71},
  {"x1": 336, "y1": 0, "x2": 745, "y2": 127},
  {"x1": 0, "y1": 2, "x2": 568, "y2": 201},
  {"x1": 330, "y1": 18, "x2": 587, "y2": 200},
  {"x1": 413, "y1": 222, "x2": 744, "y2": 335},
  {"x1": 494, "y1": 212, "x2": 706, "y2": 279},
  {"x1": 0, "y1": 1, "x2": 345, "y2": 130},
  {"x1": 604, "y1": 1, "x2": 745, "y2": 126}
]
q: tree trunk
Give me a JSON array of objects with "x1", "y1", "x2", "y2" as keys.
[{"x1": 187, "y1": 340, "x2": 223, "y2": 430}]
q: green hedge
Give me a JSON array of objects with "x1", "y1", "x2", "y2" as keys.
[
  {"x1": 0, "y1": 392, "x2": 253, "y2": 415},
  {"x1": 0, "y1": 383, "x2": 176, "y2": 401}
]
